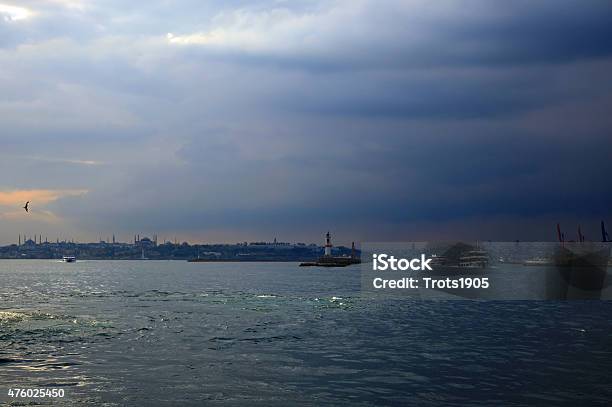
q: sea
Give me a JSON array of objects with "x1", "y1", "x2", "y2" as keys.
[{"x1": 1, "y1": 260, "x2": 611, "y2": 406}]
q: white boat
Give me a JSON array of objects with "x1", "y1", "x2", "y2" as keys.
[
  {"x1": 523, "y1": 258, "x2": 553, "y2": 266},
  {"x1": 62, "y1": 256, "x2": 76, "y2": 263}
]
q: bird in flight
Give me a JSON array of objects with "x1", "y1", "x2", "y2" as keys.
[{"x1": 23, "y1": 201, "x2": 29, "y2": 213}]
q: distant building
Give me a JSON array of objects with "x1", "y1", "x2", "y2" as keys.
[
  {"x1": 136, "y1": 237, "x2": 156, "y2": 248},
  {"x1": 23, "y1": 239, "x2": 37, "y2": 249}
]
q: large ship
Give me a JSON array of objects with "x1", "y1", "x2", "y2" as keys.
[
  {"x1": 458, "y1": 248, "x2": 489, "y2": 269},
  {"x1": 545, "y1": 223, "x2": 611, "y2": 298},
  {"x1": 426, "y1": 242, "x2": 490, "y2": 275}
]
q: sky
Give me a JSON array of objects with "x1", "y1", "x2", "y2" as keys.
[{"x1": 1, "y1": 0, "x2": 611, "y2": 245}]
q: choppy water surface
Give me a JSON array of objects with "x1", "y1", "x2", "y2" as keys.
[{"x1": 1, "y1": 260, "x2": 612, "y2": 406}]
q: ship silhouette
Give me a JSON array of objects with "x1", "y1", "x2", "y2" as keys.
[{"x1": 546, "y1": 222, "x2": 611, "y2": 299}]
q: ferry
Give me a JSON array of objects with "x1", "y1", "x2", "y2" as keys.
[
  {"x1": 426, "y1": 242, "x2": 490, "y2": 276},
  {"x1": 62, "y1": 256, "x2": 76, "y2": 263},
  {"x1": 458, "y1": 249, "x2": 489, "y2": 269}
]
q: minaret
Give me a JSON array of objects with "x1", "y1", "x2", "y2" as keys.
[
  {"x1": 19, "y1": 235, "x2": 21, "y2": 246},
  {"x1": 351, "y1": 242, "x2": 355, "y2": 259},
  {"x1": 324, "y1": 231, "x2": 332, "y2": 257}
]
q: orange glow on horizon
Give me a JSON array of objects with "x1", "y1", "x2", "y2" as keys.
[{"x1": 0, "y1": 189, "x2": 88, "y2": 207}]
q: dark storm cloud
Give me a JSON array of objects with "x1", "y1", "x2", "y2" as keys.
[
  {"x1": 162, "y1": 0, "x2": 612, "y2": 72},
  {"x1": 433, "y1": 1, "x2": 612, "y2": 67},
  {"x1": 1, "y1": 0, "x2": 611, "y2": 243},
  {"x1": 271, "y1": 67, "x2": 555, "y2": 119}
]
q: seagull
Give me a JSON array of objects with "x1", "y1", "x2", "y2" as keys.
[{"x1": 23, "y1": 201, "x2": 29, "y2": 213}]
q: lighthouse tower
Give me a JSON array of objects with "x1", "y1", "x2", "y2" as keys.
[{"x1": 324, "y1": 231, "x2": 332, "y2": 257}]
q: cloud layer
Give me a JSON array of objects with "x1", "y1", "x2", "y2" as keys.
[{"x1": 1, "y1": 0, "x2": 611, "y2": 244}]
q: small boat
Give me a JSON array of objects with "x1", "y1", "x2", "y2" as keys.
[
  {"x1": 62, "y1": 256, "x2": 76, "y2": 263},
  {"x1": 523, "y1": 258, "x2": 554, "y2": 266}
]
